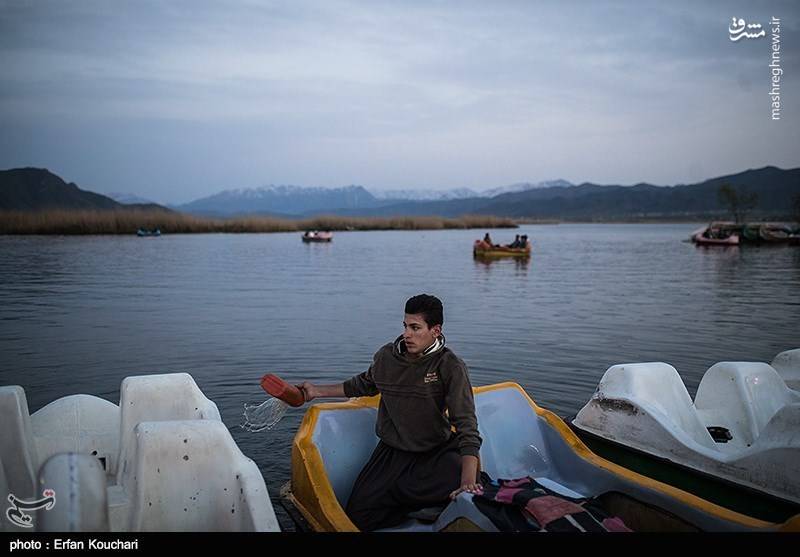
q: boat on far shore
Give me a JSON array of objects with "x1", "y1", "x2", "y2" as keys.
[
  {"x1": 136, "y1": 228, "x2": 161, "y2": 237},
  {"x1": 302, "y1": 230, "x2": 333, "y2": 243},
  {"x1": 690, "y1": 222, "x2": 799, "y2": 246},
  {"x1": 690, "y1": 223, "x2": 739, "y2": 246}
]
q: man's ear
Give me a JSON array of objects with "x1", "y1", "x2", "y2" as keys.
[{"x1": 432, "y1": 324, "x2": 442, "y2": 337}]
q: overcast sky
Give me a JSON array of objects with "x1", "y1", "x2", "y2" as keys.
[{"x1": 1, "y1": 0, "x2": 798, "y2": 204}]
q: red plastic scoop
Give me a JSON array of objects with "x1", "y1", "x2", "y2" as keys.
[{"x1": 260, "y1": 374, "x2": 305, "y2": 407}]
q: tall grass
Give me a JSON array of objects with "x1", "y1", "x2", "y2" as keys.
[{"x1": 0, "y1": 210, "x2": 517, "y2": 235}]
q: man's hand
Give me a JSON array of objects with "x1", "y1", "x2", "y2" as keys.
[
  {"x1": 450, "y1": 454, "x2": 482, "y2": 499},
  {"x1": 297, "y1": 382, "x2": 317, "y2": 402},
  {"x1": 295, "y1": 382, "x2": 346, "y2": 402},
  {"x1": 449, "y1": 481, "x2": 483, "y2": 500}
]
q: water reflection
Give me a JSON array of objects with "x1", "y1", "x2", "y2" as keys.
[
  {"x1": 473, "y1": 255, "x2": 531, "y2": 274},
  {"x1": 692, "y1": 244, "x2": 740, "y2": 254}
]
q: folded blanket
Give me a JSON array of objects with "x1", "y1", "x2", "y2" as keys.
[{"x1": 473, "y1": 475, "x2": 632, "y2": 532}]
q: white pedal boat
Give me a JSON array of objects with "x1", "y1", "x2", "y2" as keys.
[
  {"x1": 0, "y1": 373, "x2": 279, "y2": 532},
  {"x1": 572, "y1": 350, "x2": 800, "y2": 510}
]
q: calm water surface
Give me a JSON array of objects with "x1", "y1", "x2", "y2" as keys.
[{"x1": 2, "y1": 224, "x2": 799, "y2": 529}]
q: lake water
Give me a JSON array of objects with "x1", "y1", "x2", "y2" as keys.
[{"x1": 1, "y1": 224, "x2": 799, "y2": 529}]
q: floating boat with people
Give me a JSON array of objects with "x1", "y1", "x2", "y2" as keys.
[
  {"x1": 690, "y1": 223, "x2": 739, "y2": 246},
  {"x1": 136, "y1": 228, "x2": 161, "y2": 237},
  {"x1": 473, "y1": 239, "x2": 531, "y2": 258},
  {"x1": 279, "y1": 382, "x2": 799, "y2": 531},
  {"x1": 302, "y1": 230, "x2": 333, "y2": 243},
  {"x1": 569, "y1": 348, "x2": 800, "y2": 523},
  {"x1": 0, "y1": 373, "x2": 280, "y2": 532}
]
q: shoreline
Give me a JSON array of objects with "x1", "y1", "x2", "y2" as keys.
[{"x1": 1, "y1": 210, "x2": 795, "y2": 235}]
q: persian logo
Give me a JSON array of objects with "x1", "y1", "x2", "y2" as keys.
[
  {"x1": 6, "y1": 489, "x2": 56, "y2": 528},
  {"x1": 728, "y1": 17, "x2": 765, "y2": 41}
]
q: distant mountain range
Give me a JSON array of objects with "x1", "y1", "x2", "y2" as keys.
[
  {"x1": 480, "y1": 180, "x2": 574, "y2": 198},
  {"x1": 1, "y1": 166, "x2": 798, "y2": 221},
  {"x1": 324, "y1": 168, "x2": 798, "y2": 220},
  {"x1": 466, "y1": 167, "x2": 799, "y2": 221},
  {"x1": 172, "y1": 184, "x2": 379, "y2": 217},
  {"x1": 370, "y1": 180, "x2": 572, "y2": 201}
]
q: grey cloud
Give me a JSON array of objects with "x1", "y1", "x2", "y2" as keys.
[{"x1": 1, "y1": 0, "x2": 798, "y2": 203}]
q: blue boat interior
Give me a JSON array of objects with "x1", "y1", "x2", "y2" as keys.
[{"x1": 309, "y1": 385, "x2": 754, "y2": 531}]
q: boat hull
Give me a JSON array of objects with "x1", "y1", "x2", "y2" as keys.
[
  {"x1": 473, "y1": 240, "x2": 531, "y2": 258},
  {"x1": 569, "y1": 422, "x2": 800, "y2": 524},
  {"x1": 692, "y1": 232, "x2": 739, "y2": 245}
]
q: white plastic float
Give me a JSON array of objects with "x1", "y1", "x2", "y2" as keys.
[
  {"x1": 572, "y1": 350, "x2": 800, "y2": 505},
  {"x1": 0, "y1": 373, "x2": 279, "y2": 532}
]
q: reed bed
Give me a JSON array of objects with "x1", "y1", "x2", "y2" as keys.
[{"x1": 0, "y1": 210, "x2": 517, "y2": 235}]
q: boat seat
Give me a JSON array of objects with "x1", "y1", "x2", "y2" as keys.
[
  {"x1": 119, "y1": 420, "x2": 278, "y2": 531},
  {"x1": 313, "y1": 388, "x2": 570, "y2": 510},
  {"x1": 474, "y1": 387, "x2": 554, "y2": 480},
  {"x1": 312, "y1": 386, "x2": 585, "y2": 525},
  {"x1": 772, "y1": 349, "x2": 800, "y2": 391},
  {"x1": 0, "y1": 386, "x2": 39, "y2": 500},
  {"x1": 313, "y1": 406, "x2": 378, "y2": 507},
  {"x1": 36, "y1": 453, "x2": 110, "y2": 532},
  {"x1": 406, "y1": 504, "x2": 447, "y2": 522},
  {"x1": 575, "y1": 363, "x2": 717, "y2": 450},
  {"x1": 695, "y1": 362, "x2": 800, "y2": 447},
  {"x1": 30, "y1": 395, "x2": 119, "y2": 478},
  {"x1": 376, "y1": 494, "x2": 500, "y2": 532},
  {"x1": 116, "y1": 373, "x2": 221, "y2": 485},
  {"x1": 756, "y1": 403, "x2": 800, "y2": 445}
]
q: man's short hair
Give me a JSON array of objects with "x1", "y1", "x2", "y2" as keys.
[{"x1": 405, "y1": 294, "x2": 443, "y2": 327}]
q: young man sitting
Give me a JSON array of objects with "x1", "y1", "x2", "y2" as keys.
[{"x1": 298, "y1": 294, "x2": 483, "y2": 531}]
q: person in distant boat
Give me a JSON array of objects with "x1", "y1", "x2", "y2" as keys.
[
  {"x1": 519, "y1": 234, "x2": 528, "y2": 248},
  {"x1": 483, "y1": 232, "x2": 494, "y2": 248},
  {"x1": 508, "y1": 234, "x2": 521, "y2": 248},
  {"x1": 297, "y1": 294, "x2": 482, "y2": 531}
]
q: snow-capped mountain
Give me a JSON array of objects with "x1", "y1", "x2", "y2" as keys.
[
  {"x1": 480, "y1": 180, "x2": 573, "y2": 198},
  {"x1": 371, "y1": 187, "x2": 480, "y2": 201},
  {"x1": 107, "y1": 192, "x2": 157, "y2": 205},
  {"x1": 370, "y1": 181, "x2": 573, "y2": 201},
  {"x1": 371, "y1": 181, "x2": 573, "y2": 201}
]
